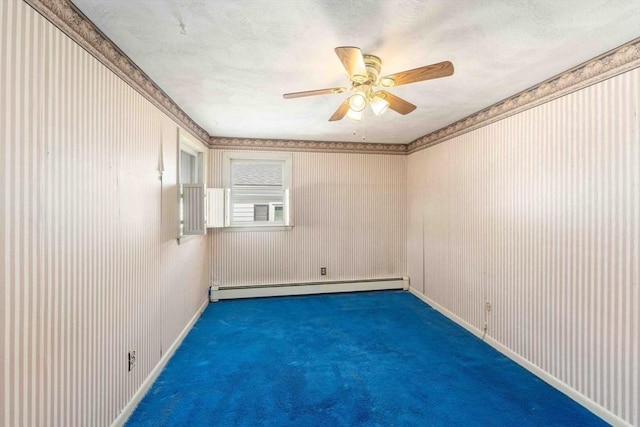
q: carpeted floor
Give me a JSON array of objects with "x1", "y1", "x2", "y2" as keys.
[{"x1": 127, "y1": 291, "x2": 606, "y2": 426}]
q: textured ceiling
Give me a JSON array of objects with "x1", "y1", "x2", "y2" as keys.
[{"x1": 71, "y1": 0, "x2": 640, "y2": 144}]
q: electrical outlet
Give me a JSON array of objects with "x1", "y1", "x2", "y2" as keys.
[
  {"x1": 320, "y1": 267, "x2": 327, "y2": 276},
  {"x1": 128, "y1": 350, "x2": 136, "y2": 371},
  {"x1": 485, "y1": 301, "x2": 492, "y2": 312}
]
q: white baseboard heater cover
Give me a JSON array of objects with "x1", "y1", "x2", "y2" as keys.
[{"x1": 210, "y1": 277, "x2": 409, "y2": 301}]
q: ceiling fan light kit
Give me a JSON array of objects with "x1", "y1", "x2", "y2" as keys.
[
  {"x1": 346, "y1": 108, "x2": 364, "y2": 121},
  {"x1": 283, "y1": 46, "x2": 454, "y2": 122},
  {"x1": 370, "y1": 95, "x2": 390, "y2": 116},
  {"x1": 348, "y1": 92, "x2": 367, "y2": 112}
]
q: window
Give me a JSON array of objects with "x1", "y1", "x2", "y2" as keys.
[
  {"x1": 178, "y1": 129, "x2": 205, "y2": 237},
  {"x1": 180, "y1": 146, "x2": 201, "y2": 185},
  {"x1": 222, "y1": 152, "x2": 292, "y2": 228}
]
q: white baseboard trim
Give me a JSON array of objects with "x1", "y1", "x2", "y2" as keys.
[
  {"x1": 408, "y1": 287, "x2": 630, "y2": 427},
  {"x1": 213, "y1": 277, "x2": 409, "y2": 300},
  {"x1": 111, "y1": 297, "x2": 209, "y2": 427}
]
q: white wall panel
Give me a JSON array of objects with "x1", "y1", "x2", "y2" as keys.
[
  {"x1": 407, "y1": 68, "x2": 639, "y2": 426},
  {"x1": 0, "y1": 1, "x2": 209, "y2": 425},
  {"x1": 209, "y1": 150, "x2": 406, "y2": 287}
]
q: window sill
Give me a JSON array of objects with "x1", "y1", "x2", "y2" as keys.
[{"x1": 214, "y1": 225, "x2": 294, "y2": 232}]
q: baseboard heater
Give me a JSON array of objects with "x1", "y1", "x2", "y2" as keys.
[{"x1": 210, "y1": 277, "x2": 409, "y2": 301}]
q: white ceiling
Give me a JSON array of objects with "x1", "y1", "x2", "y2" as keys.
[{"x1": 72, "y1": 0, "x2": 639, "y2": 144}]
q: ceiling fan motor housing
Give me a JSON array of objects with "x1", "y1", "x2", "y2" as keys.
[
  {"x1": 351, "y1": 54, "x2": 382, "y2": 104},
  {"x1": 361, "y1": 54, "x2": 382, "y2": 85}
]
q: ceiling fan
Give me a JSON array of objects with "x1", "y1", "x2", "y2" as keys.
[{"x1": 283, "y1": 46, "x2": 454, "y2": 121}]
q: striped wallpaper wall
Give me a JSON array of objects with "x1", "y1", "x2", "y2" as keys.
[
  {"x1": 407, "y1": 68, "x2": 639, "y2": 425},
  {"x1": 209, "y1": 150, "x2": 407, "y2": 287},
  {"x1": 1, "y1": 1, "x2": 209, "y2": 426},
  {"x1": 3, "y1": 0, "x2": 638, "y2": 425}
]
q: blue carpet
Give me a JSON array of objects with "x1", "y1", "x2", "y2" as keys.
[{"x1": 127, "y1": 291, "x2": 607, "y2": 426}]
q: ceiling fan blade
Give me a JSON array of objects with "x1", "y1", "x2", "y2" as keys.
[
  {"x1": 377, "y1": 91, "x2": 416, "y2": 115},
  {"x1": 335, "y1": 46, "x2": 368, "y2": 82},
  {"x1": 381, "y1": 61, "x2": 454, "y2": 87},
  {"x1": 328, "y1": 99, "x2": 350, "y2": 121},
  {"x1": 283, "y1": 87, "x2": 347, "y2": 99}
]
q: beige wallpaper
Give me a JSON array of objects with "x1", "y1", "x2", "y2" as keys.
[
  {"x1": 3, "y1": 0, "x2": 638, "y2": 426},
  {"x1": 0, "y1": 1, "x2": 209, "y2": 425},
  {"x1": 209, "y1": 150, "x2": 407, "y2": 287},
  {"x1": 407, "y1": 68, "x2": 639, "y2": 426}
]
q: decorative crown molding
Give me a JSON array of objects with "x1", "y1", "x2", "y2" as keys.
[
  {"x1": 210, "y1": 137, "x2": 408, "y2": 155},
  {"x1": 407, "y1": 38, "x2": 640, "y2": 154},
  {"x1": 21, "y1": 1, "x2": 640, "y2": 156},
  {"x1": 23, "y1": 0, "x2": 406, "y2": 154},
  {"x1": 24, "y1": 0, "x2": 211, "y2": 144}
]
